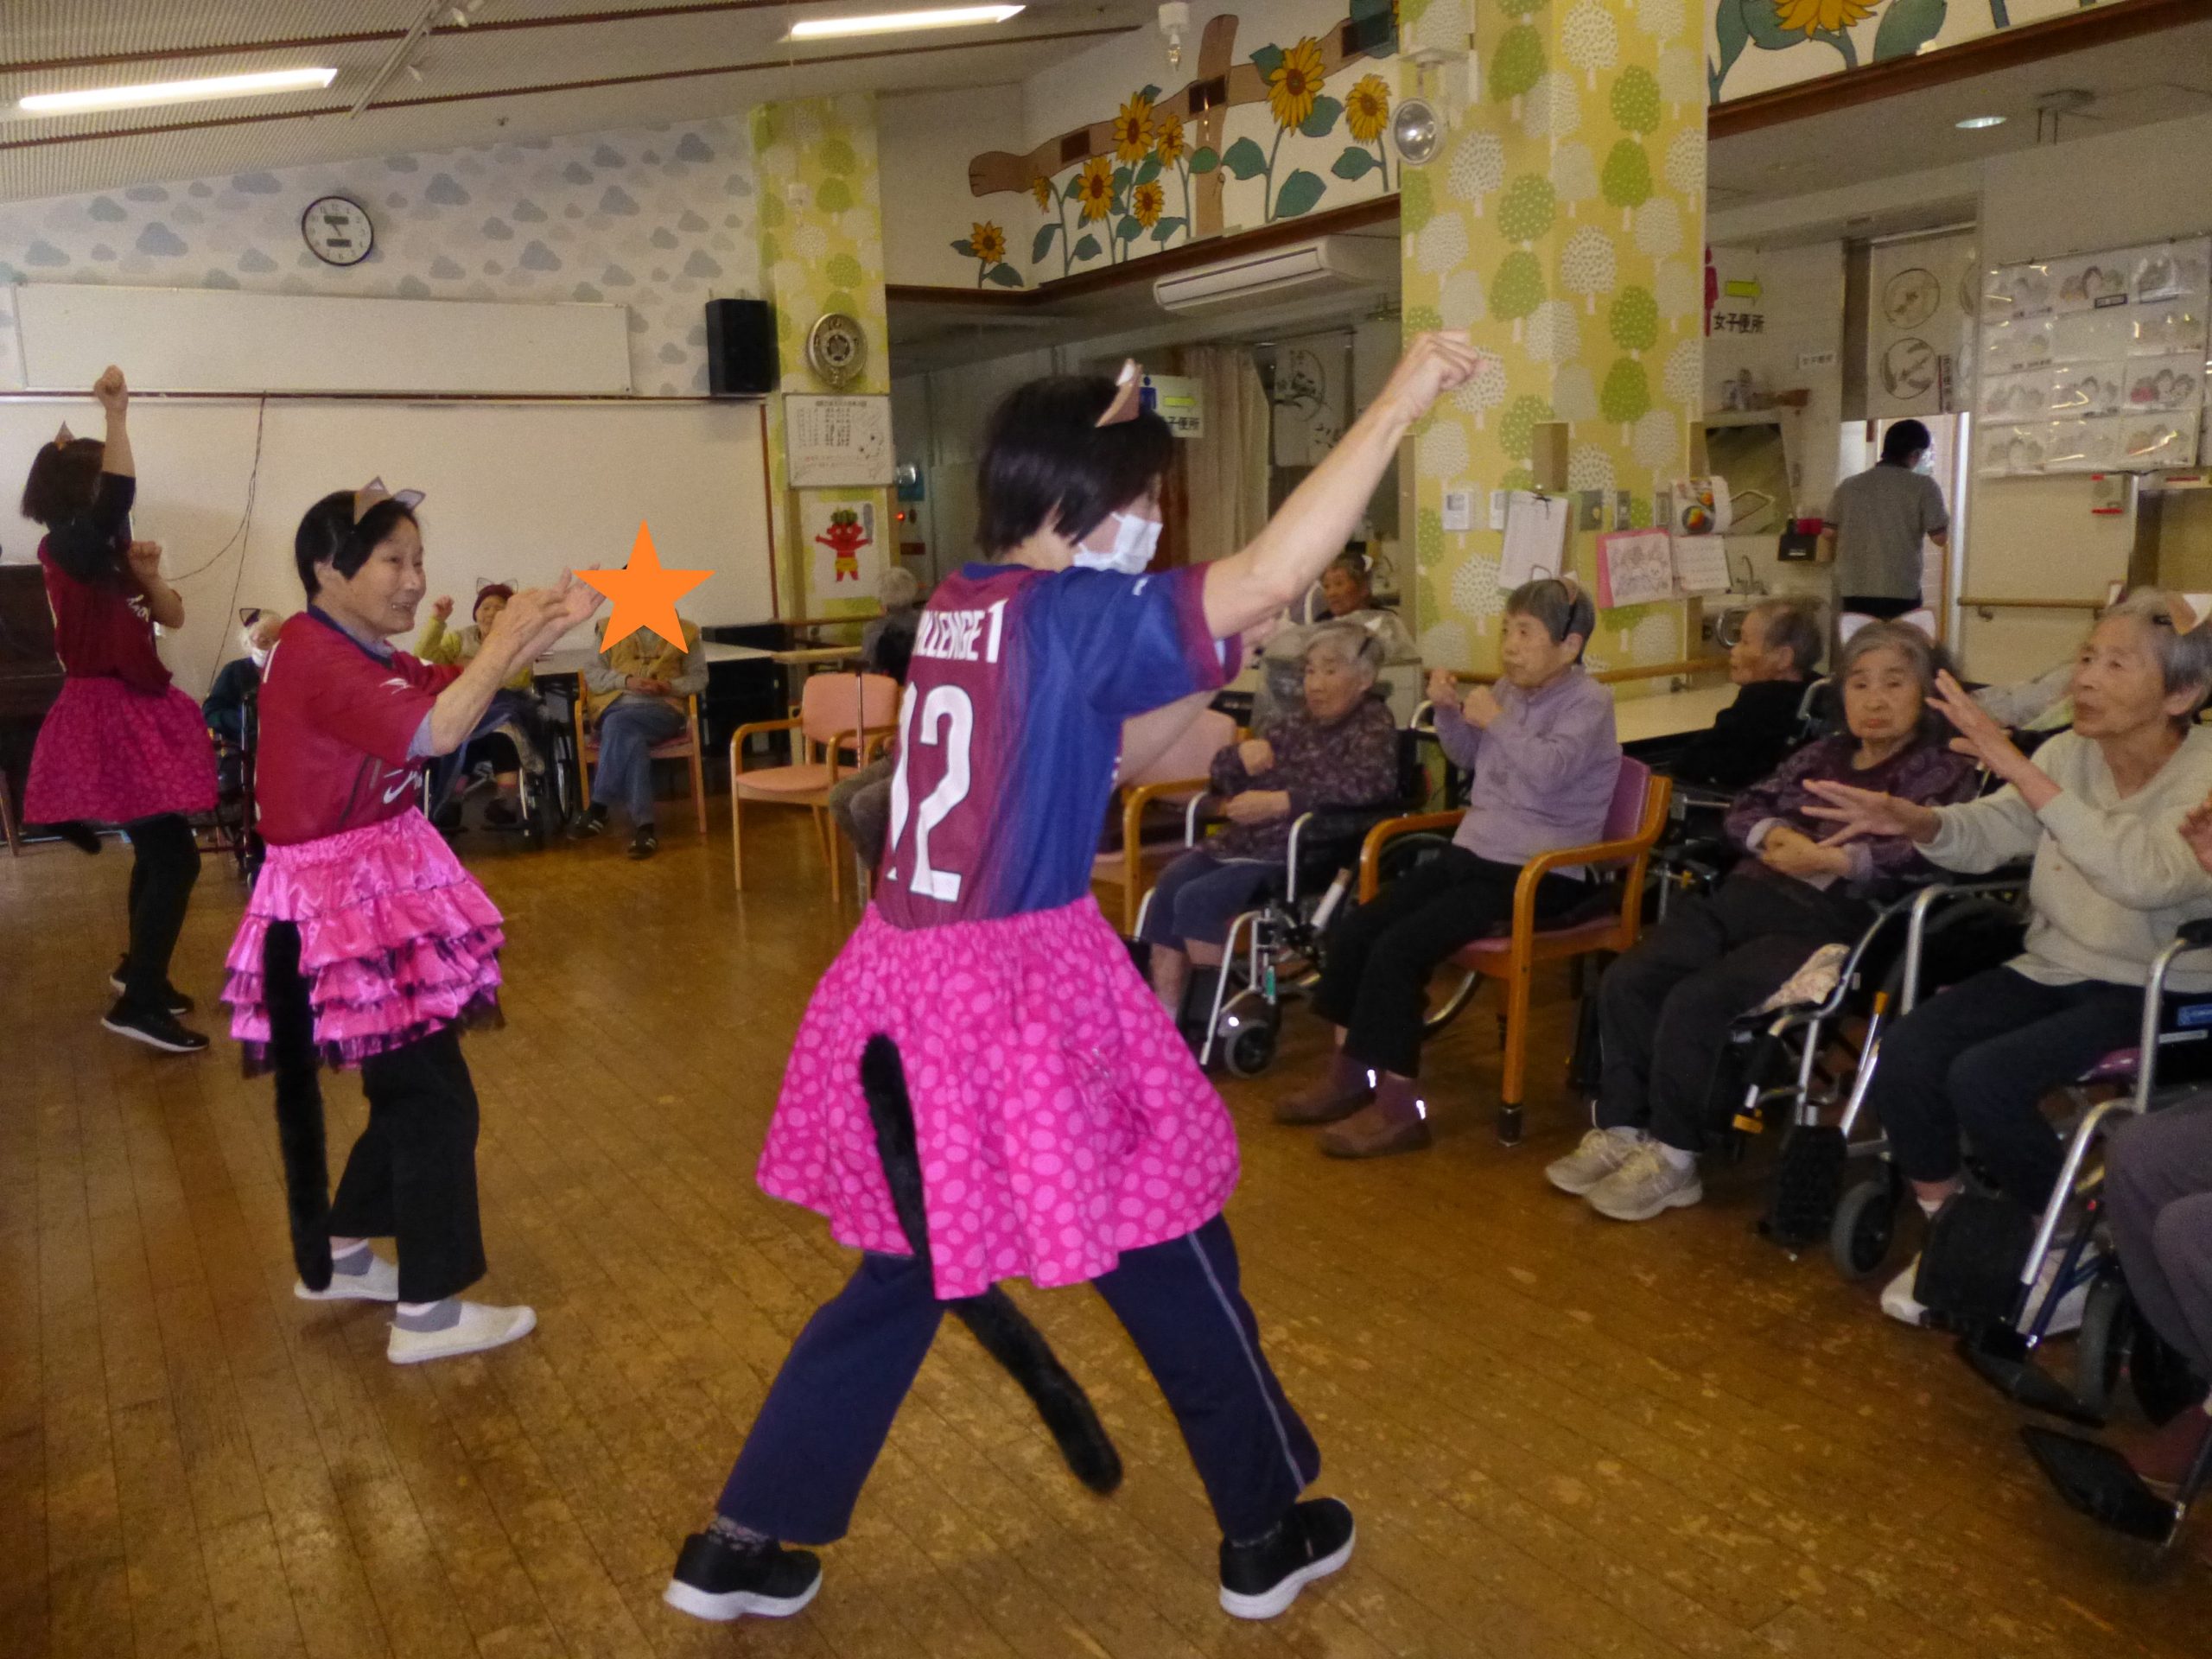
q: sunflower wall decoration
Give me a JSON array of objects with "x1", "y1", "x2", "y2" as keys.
[
  {"x1": 1708, "y1": 0, "x2": 2111, "y2": 105},
  {"x1": 951, "y1": 218, "x2": 1021, "y2": 287}
]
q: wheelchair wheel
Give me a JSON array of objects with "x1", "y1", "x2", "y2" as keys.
[
  {"x1": 1830, "y1": 1171, "x2": 1901, "y2": 1281},
  {"x1": 2075, "y1": 1275, "x2": 2136, "y2": 1422},
  {"x1": 1217, "y1": 996, "x2": 1279, "y2": 1079}
]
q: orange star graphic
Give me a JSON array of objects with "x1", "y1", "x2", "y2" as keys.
[{"x1": 579, "y1": 522, "x2": 711, "y2": 651}]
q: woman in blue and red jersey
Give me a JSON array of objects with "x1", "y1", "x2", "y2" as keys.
[
  {"x1": 20, "y1": 366, "x2": 218, "y2": 1053},
  {"x1": 669, "y1": 334, "x2": 1485, "y2": 1627}
]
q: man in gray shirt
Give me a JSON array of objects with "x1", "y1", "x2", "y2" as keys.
[{"x1": 1821, "y1": 419, "x2": 1949, "y2": 619}]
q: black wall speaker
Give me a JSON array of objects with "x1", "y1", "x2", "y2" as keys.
[{"x1": 705, "y1": 298, "x2": 778, "y2": 397}]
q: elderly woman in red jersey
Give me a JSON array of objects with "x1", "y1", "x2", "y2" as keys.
[{"x1": 221, "y1": 484, "x2": 597, "y2": 1365}]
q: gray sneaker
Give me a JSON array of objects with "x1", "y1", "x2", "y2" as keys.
[
  {"x1": 1586, "y1": 1144, "x2": 1704, "y2": 1222},
  {"x1": 1544, "y1": 1126, "x2": 1643, "y2": 1196}
]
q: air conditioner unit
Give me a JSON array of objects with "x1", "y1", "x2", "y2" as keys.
[{"x1": 1154, "y1": 235, "x2": 1397, "y2": 313}]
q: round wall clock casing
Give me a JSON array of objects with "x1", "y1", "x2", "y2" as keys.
[
  {"x1": 806, "y1": 312, "x2": 867, "y2": 388},
  {"x1": 302, "y1": 195, "x2": 374, "y2": 267}
]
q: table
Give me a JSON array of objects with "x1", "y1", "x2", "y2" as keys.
[
  {"x1": 769, "y1": 644, "x2": 862, "y2": 668},
  {"x1": 1612, "y1": 681, "x2": 1737, "y2": 749}
]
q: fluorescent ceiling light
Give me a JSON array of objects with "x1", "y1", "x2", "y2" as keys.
[
  {"x1": 18, "y1": 66, "x2": 338, "y2": 117},
  {"x1": 788, "y1": 5, "x2": 1024, "y2": 41},
  {"x1": 1955, "y1": 114, "x2": 2006, "y2": 130}
]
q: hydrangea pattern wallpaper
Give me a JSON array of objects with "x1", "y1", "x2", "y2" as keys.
[
  {"x1": 1402, "y1": 0, "x2": 1704, "y2": 678},
  {"x1": 1707, "y1": 0, "x2": 2124, "y2": 103},
  {"x1": 0, "y1": 118, "x2": 760, "y2": 397}
]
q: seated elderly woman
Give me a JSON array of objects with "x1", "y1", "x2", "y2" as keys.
[
  {"x1": 1806, "y1": 589, "x2": 2212, "y2": 1329},
  {"x1": 1277, "y1": 578, "x2": 1621, "y2": 1160},
  {"x1": 202, "y1": 607, "x2": 284, "y2": 747},
  {"x1": 1552, "y1": 621, "x2": 1980, "y2": 1221},
  {"x1": 1255, "y1": 550, "x2": 1417, "y2": 729},
  {"x1": 1141, "y1": 623, "x2": 1400, "y2": 1025},
  {"x1": 419, "y1": 585, "x2": 546, "y2": 828},
  {"x1": 1662, "y1": 596, "x2": 1822, "y2": 791}
]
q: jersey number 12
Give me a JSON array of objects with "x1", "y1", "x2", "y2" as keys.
[{"x1": 887, "y1": 683, "x2": 973, "y2": 902}]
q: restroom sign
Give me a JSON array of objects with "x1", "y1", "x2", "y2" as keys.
[{"x1": 1142, "y1": 373, "x2": 1205, "y2": 438}]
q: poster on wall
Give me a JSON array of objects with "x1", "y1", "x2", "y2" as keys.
[
  {"x1": 804, "y1": 498, "x2": 880, "y2": 595},
  {"x1": 1869, "y1": 232, "x2": 1976, "y2": 420},
  {"x1": 786, "y1": 394, "x2": 893, "y2": 487},
  {"x1": 1978, "y1": 236, "x2": 2209, "y2": 478}
]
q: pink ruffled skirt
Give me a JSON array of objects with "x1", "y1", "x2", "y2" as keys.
[
  {"x1": 25, "y1": 675, "x2": 216, "y2": 825},
  {"x1": 222, "y1": 810, "x2": 504, "y2": 1073},
  {"x1": 759, "y1": 896, "x2": 1240, "y2": 1300}
]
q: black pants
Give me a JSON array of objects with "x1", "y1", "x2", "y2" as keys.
[
  {"x1": 1598, "y1": 868, "x2": 1870, "y2": 1152},
  {"x1": 715, "y1": 1216, "x2": 1318, "y2": 1545},
  {"x1": 1312, "y1": 844, "x2": 1579, "y2": 1079},
  {"x1": 326, "y1": 1025, "x2": 487, "y2": 1303},
  {"x1": 1841, "y1": 594, "x2": 1919, "y2": 620},
  {"x1": 1863, "y1": 966, "x2": 2140, "y2": 1206},
  {"x1": 120, "y1": 813, "x2": 200, "y2": 1015}
]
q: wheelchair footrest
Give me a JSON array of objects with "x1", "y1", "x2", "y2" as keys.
[
  {"x1": 2021, "y1": 1427, "x2": 2186, "y2": 1543},
  {"x1": 1960, "y1": 1335, "x2": 2106, "y2": 1427}
]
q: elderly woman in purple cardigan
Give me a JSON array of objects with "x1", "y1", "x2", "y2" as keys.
[{"x1": 1554, "y1": 620, "x2": 1979, "y2": 1223}]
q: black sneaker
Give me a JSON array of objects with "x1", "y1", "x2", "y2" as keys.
[
  {"x1": 483, "y1": 797, "x2": 523, "y2": 830},
  {"x1": 663, "y1": 1530, "x2": 822, "y2": 1623},
  {"x1": 1218, "y1": 1497, "x2": 1355, "y2": 1620},
  {"x1": 567, "y1": 803, "x2": 611, "y2": 840},
  {"x1": 109, "y1": 959, "x2": 194, "y2": 1014},
  {"x1": 100, "y1": 999, "x2": 211, "y2": 1054},
  {"x1": 627, "y1": 824, "x2": 659, "y2": 860}
]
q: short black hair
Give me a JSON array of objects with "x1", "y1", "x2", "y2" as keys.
[
  {"x1": 294, "y1": 489, "x2": 419, "y2": 599},
  {"x1": 20, "y1": 436, "x2": 105, "y2": 527},
  {"x1": 975, "y1": 375, "x2": 1174, "y2": 555},
  {"x1": 1881, "y1": 419, "x2": 1933, "y2": 465}
]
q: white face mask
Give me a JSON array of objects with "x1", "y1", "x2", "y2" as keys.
[
  {"x1": 1071, "y1": 511, "x2": 1161, "y2": 575},
  {"x1": 247, "y1": 643, "x2": 271, "y2": 669}
]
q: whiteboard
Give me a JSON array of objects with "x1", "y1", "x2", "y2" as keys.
[
  {"x1": 0, "y1": 397, "x2": 773, "y2": 697},
  {"x1": 12, "y1": 283, "x2": 632, "y2": 395},
  {"x1": 785, "y1": 394, "x2": 894, "y2": 487}
]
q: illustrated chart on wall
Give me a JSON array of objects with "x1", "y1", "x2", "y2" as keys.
[
  {"x1": 1978, "y1": 237, "x2": 2209, "y2": 476},
  {"x1": 0, "y1": 397, "x2": 774, "y2": 697}
]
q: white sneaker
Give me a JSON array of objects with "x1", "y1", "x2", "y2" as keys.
[
  {"x1": 296, "y1": 1252, "x2": 400, "y2": 1302},
  {"x1": 386, "y1": 1301, "x2": 537, "y2": 1365},
  {"x1": 1585, "y1": 1144, "x2": 1704, "y2": 1222},
  {"x1": 1545, "y1": 1126, "x2": 1643, "y2": 1196},
  {"x1": 1881, "y1": 1257, "x2": 1929, "y2": 1327}
]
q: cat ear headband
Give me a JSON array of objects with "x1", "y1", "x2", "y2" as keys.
[
  {"x1": 353, "y1": 477, "x2": 424, "y2": 523},
  {"x1": 1096, "y1": 359, "x2": 1143, "y2": 427},
  {"x1": 54, "y1": 422, "x2": 76, "y2": 446}
]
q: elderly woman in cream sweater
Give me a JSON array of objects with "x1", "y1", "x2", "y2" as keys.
[{"x1": 1808, "y1": 589, "x2": 2212, "y2": 1329}]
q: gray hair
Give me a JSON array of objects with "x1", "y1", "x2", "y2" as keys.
[
  {"x1": 1505, "y1": 577, "x2": 1596, "y2": 658},
  {"x1": 2099, "y1": 588, "x2": 2212, "y2": 719},
  {"x1": 1751, "y1": 597, "x2": 1822, "y2": 676},
  {"x1": 1303, "y1": 620, "x2": 1382, "y2": 683},
  {"x1": 1835, "y1": 622, "x2": 1944, "y2": 741},
  {"x1": 874, "y1": 565, "x2": 920, "y2": 611}
]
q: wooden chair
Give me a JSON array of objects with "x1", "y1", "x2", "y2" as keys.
[
  {"x1": 1093, "y1": 707, "x2": 1239, "y2": 936},
  {"x1": 575, "y1": 692, "x2": 709, "y2": 836},
  {"x1": 1357, "y1": 759, "x2": 1673, "y2": 1146},
  {"x1": 729, "y1": 671, "x2": 899, "y2": 894},
  {"x1": 0, "y1": 769, "x2": 20, "y2": 856}
]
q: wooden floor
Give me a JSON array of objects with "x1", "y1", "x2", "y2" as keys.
[{"x1": 4, "y1": 812, "x2": 2209, "y2": 1659}]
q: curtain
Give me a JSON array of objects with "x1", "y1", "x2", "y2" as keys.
[{"x1": 1181, "y1": 346, "x2": 1272, "y2": 563}]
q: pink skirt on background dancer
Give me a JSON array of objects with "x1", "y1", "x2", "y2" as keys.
[
  {"x1": 759, "y1": 895, "x2": 1240, "y2": 1300},
  {"x1": 24, "y1": 674, "x2": 216, "y2": 823},
  {"x1": 222, "y1": 810, "x2": 504, "y2": 1073}
]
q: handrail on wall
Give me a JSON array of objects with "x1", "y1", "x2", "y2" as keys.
[{"x1": 1447, "y1": 656, "x2": 1729, "y2": 687}]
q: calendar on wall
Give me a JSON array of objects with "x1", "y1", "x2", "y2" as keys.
[
  {"x1": 785, "y1": 394, "x2": 894, "y2": 488},
  {"x1": 1977, "y1": 237, "x2": 2209, "y2": 478}
]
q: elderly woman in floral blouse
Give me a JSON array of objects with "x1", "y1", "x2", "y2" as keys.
[{"x1": 1142, "y1": 623, "x2": 1398, "y2": 1025}]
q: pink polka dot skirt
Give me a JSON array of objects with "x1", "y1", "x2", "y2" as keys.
[{"x1": 759, "y1": 897, "x2": 1240, "y2": 1300}]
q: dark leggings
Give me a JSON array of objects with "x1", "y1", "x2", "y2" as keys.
[
  {"x1": 327, "y1": 1025, "x2": 488, "y2": 1303},
  {"x1": 119, "y1": 813, "x2": 200, "y2": 1014}
]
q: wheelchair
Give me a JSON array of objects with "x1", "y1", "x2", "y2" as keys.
[
  {"x1": 200, "y1": 688, "x2": 263, "y2": 882},
  {"x1": 427, "y1": 691, "x2": 571, "y2": 849},
  {"x1": 1135, "y1": 718, "x2": 1433, "y2": 1078}
]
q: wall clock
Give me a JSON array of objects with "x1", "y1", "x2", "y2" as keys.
[
  {"x1": 302, "y1": 194, "x2": 374, "y2": 267},
  {"x1": 806, "y1": 311, "x2": 867, "y2": 388}
]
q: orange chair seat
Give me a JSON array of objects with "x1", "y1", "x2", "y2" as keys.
[
  {"x1": 737, "y1": 763, "x2": 836, "y2": 796},
  {"x1": 1455, "y1": 916, "x2": 1624, "y2": 960}
]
